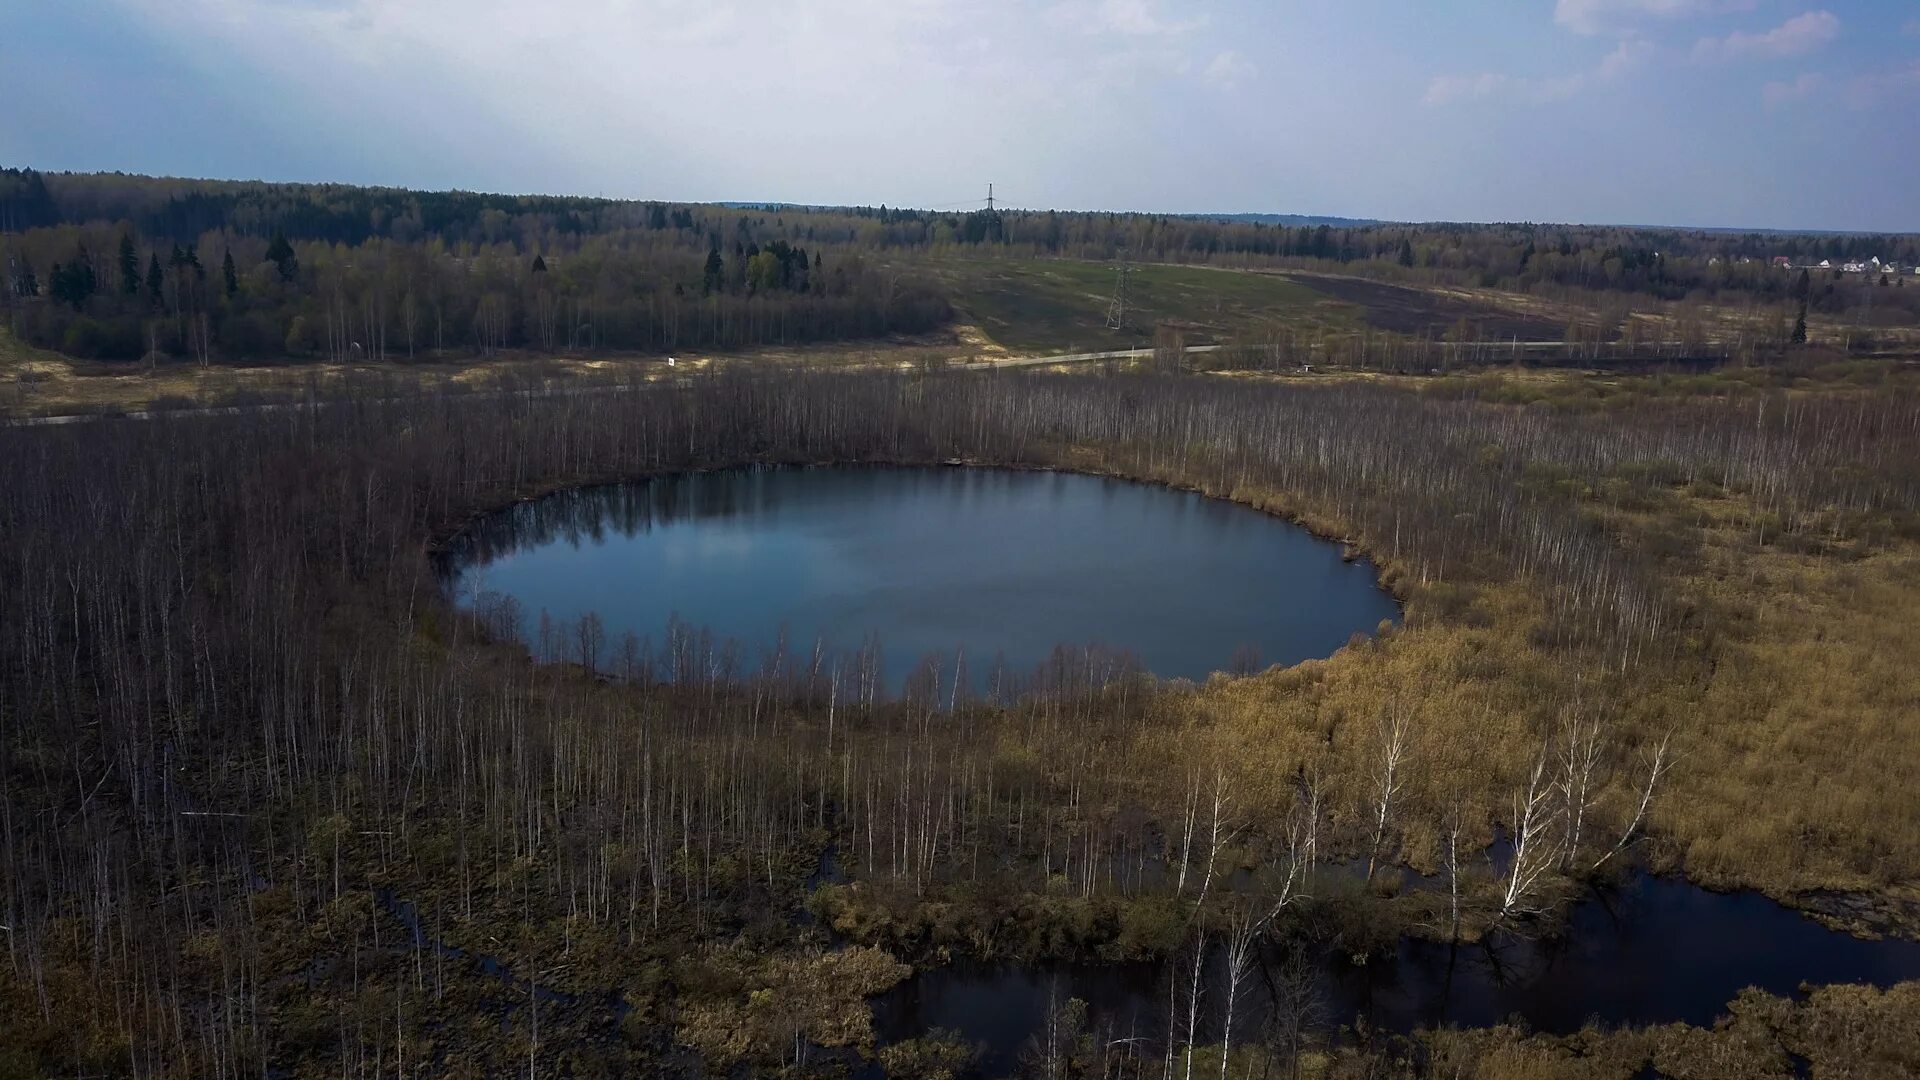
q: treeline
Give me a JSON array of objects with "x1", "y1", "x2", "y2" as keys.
[
  {"x1": 6, "y1": 167, "x2": 1919, "y2": 354},
  {"x1": 4, "y1": 367, "x2": 1918, "y2": 1073},
  {"x1": 0, "y1": 220, "x2": 949, "y2": 363}
]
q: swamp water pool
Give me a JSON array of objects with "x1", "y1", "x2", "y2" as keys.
[{"x1": 870, "y1": 873, "x2": 1920, "y2": 1074}]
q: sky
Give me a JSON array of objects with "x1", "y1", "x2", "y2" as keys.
[{"x1": 2, "y1": 0, "x2": 1917, "y2": 231}]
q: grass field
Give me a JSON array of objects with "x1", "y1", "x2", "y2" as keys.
[{"x1": 926, "y1": 257, "x2": 1362, "y2": 353}]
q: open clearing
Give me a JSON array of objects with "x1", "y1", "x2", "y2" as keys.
[
  {"x1": 1282, "y1": 271, "x2": 1570, "y2": 340},
  {"x1": 928, "y1": 257, "x2": 1587, "y2": 353},
  {"x1": 927, "y1": 257, "x2": 1358, "y2": 352}
]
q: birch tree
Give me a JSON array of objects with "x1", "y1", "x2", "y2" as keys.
[
  {"x1": 1365, "y1": 703, "x2": 1412, "y2": 884},
  {"x1": 1500, "y1": 745, "x2": 1563, "y2": 921}
]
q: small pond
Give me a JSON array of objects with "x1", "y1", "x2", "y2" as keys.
[
  {"x1": 443, "y1": 465, "x2": 1400, "y2": 691},
  {"x1": 872, "y1": 873, "x2": 1920, "y2": 1075}
]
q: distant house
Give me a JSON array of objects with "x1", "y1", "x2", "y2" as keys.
[
  {"x1": 1842, "y1": 262, "x2": 1868, "y2": 274},
  {"x1": 1772, "y1": 256, "x2": 1791, "y2": 268},
  {"x1": 1818, "y1": 259, "x2": 1833, "y2": 269}
]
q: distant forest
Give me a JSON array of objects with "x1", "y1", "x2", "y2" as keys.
[{"x1": 2, "y1": 167, "x2": 1916, "y2": 363}]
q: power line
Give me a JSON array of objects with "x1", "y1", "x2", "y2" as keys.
[
  {"x1": 921, "y1": 185, "x2": 1007, "y2": 212},
  {"x1": 1105, "y1": 254, "x2": 1137, "y2": 331}
]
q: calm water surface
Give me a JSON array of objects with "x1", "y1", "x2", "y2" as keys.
[
  {"x1": 873, "y1": 874, "x2": 1920, "y2": 1075},
  {"x1": 444, "y1": 466, "x2": 1399, "y2": 690}
]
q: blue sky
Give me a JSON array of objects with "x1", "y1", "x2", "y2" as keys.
[{"x1": 3, "y1": 1, "x2": 1917, "y2": 230}]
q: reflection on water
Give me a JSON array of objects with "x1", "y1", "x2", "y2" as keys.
[
  {"x1": 442, "y1": 466, "x2": 1401, "y2": 693},
  {"x1": 871, "y1": 874, "x2": 1920, "y2": 1075}
]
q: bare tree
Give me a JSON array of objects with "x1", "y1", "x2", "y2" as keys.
[
  {"x1": 1197, "y1": 767, "x2": 1242, "y2": 906},
  {"x1": 1591, "y1": 731, "x2": 1676, "y2": 874},
  {"x1": 1263, "y1": 947, "x2": 1321, "y2": 1080},
  {"x1": 1365, "y1": 702, "x2": 1412, "y2": 884},
  {"x1": 1557, "y1": 708, "x2": 1606, "y2": 871},
  {"x1": 1441, "y1": 792, "x2": 1471, "y2": 945},
  {"x1": 1219, "y1": 904, "x2": 1260, "y2": 1080},
  {"x1": 1500, "y1": 744, "x2": 1563, "y2": 921}
]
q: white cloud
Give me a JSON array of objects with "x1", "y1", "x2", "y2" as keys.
[
  {"x1": 104, "y1": 0, "x2": 1256, "y2": 206},
  {"x1": 1202, "y1": 50, "x2": 1256, "y2": 89},
  {"x1": 1761, "y1": 72, "x2": 1823, "y2": 106},
  {"x1": 1598, "y1": 37, "x2": 1656, "y2": 77},
  {"x1": 1422, "y1": 72, "x2": 1510, "y2": 106},
  {"x1": 1425, "y1": 38, "x2": 1651, "y2": 106},
  {"x1": 1692, "y1": 10, "x2": 1839, "y2": 63},
  {"x1": 1846, "y1": 61, "x2": 1920, "y2": 109},
  {"x1": 1042, "y1": 0, "x2": 1205, "y2": 37},
  {"x1": 1555, "y1": 0, "x2": 1753, "y2": 36},
  {"x1": 1101, "y1": 0, "x2": 1202, "y2": 34}
]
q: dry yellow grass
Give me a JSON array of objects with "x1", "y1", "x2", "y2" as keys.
[
  {"x1": 0, "y1": 325, "x2": 1010, "y2": 419},
  {"x1": 1674, "y1": 530, "x2": 1920, "y2": 894},
  {"x1": 1033, "y1": 409, "x2": 1920, "y2": 930}
]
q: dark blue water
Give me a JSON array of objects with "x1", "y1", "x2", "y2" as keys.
[
  {"x1": 444, "y1": 466, "x2": 1399, "y2": 691},
  {"x1": 1380, "y1": 875, "x2": 1920, "y2": 1031},
  {"x1": 872, "y1": 874, "x2": 1920, "y2": 1074}
]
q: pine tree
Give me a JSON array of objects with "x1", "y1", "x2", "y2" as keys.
[
  {"x1": 702, "y1": 249, "x2": 724, "y2": 296},
  {"x1": 221, "y1": 249, "x2": 238, "y2": 297},
  {"x1": 1791, "y1": 304, "x2": 1808, "y2": 345},
  {"x1": 118, "y1": 233, "x2": 140, "y2": 294},
  {"x1": 146, "y1": 253, "x2": 164, "y2": 303},
  {"x1": 531, "y1": 254, "x2": 548, "y2": 273},
  {"x1": 265, "y1": 230, "x2": 298, "y2": 283},
  {"x1": 48, "y1": 260, "x2": 97, "y2": 310}
]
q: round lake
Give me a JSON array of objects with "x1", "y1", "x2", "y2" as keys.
[{"x1": 443, "y1": 466, "x2": 1399, "y2": 691}]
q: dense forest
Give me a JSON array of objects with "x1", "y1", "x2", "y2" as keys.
[
  {"x1": 0, "y1": 168, "x2": 953, "y2": 363},
  {"x1": 4, "y1": 364, "x2": 1918, "y2": 1076},
  {"x1": 3, "y1": 167, "x2": 1916, "y2": 365}
]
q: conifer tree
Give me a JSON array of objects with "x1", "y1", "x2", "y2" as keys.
[
  {"x1": 119, "y1": 233, "x2": 140, "y2": 294},
  {"x1": 265, "y1": 230, "x2": 298, "y2": 282}
]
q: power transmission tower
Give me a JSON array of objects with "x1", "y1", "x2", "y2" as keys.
[
  {"x1": 986, "y1": 183, "x2": 995, "y2": 213},
  {"x1": 1105, "y1": 256, "x2": 1136, "y2": 330}
]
